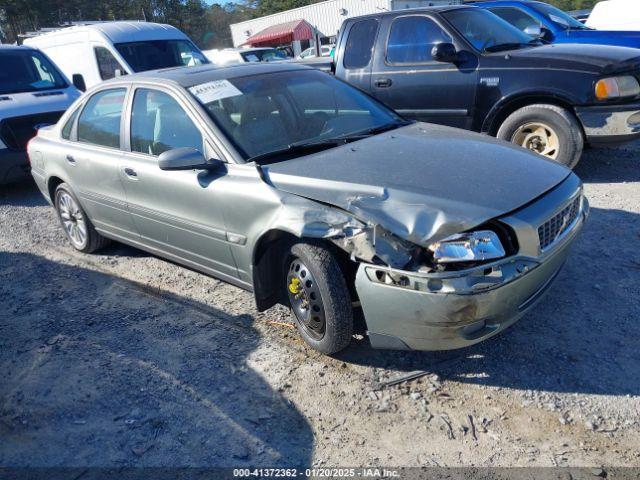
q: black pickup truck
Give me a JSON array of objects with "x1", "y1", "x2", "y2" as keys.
[{"x1": 327, "y1": 5, "x2": 640, "y2": 168}]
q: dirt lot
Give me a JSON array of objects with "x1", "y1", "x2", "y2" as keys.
[{"x1": 1, "y1": 143, "x2": 639, "y2": 469}]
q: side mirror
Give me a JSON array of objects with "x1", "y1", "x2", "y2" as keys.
[
  {"x1": 524, "y1": 24, "x2": 542, "y2": 37},
  {"x1": 158, "y1": 147, "x2": 222, "y2": 171},
  {"x1": 431, "y1": 43, "x2": 458, "y2": 63},
  {"x1": 72, "y1": 74, "x2": 86, "y2": 92}
]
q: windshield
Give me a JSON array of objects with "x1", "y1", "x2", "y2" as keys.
[
  {"x1": 443, "y1": 8, "x2": 538, "y2": 52},
  {"x1": 241, "y1": 49, "x2": 288, "y2": 62},
  {"x1": 0, "y1": 49, "x2": 67, "y2": 95},
  {"x1": 114, "y1": 40, "x2": 208, "y2": 72},
  {"x1": 534, "y1": 3, "x2": 590, "y2": 30},
  {"x1": 189, "y1": 69, "x2": 404, "y2": 161}
]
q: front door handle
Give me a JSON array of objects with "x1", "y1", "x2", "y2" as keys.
[
  {"x1": 123, "y1": 167, "x2": 138, "y2": 178},
  {"x1": 374, "y1": 78, "x2": 393, "y2": 88},
  {"x1": 66, "y1": 155, "x2": 76, "y2": 165}
]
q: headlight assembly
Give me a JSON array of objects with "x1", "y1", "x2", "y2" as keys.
[
  {"x1": 595, "y1": 75, "x2": 640, "y2": 101},
  {"x1": 428, "y1": 230, "x2": 506, "y2": 264}
]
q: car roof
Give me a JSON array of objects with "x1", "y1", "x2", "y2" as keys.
[
  {"x1": 0, "y1": 44, "x2": 37, "y2": 51},
  {"x1": 344, "y1": 4, "x2": 469, "y2": 20},
  {"x1": 109, "y1": 62, "x2": 311, "y2": 88}
]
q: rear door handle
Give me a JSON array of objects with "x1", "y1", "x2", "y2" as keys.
[
  {"x1": 374, "y1": 78, "x2": 393, "y2": 88},
  {"x1": 66, "y1": 155, "x2": 76, "y2": 165},
  {"x1": 123, "y1": 167, "x2": 138, "y2": 178}
]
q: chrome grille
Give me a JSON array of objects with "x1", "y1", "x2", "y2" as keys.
[{"x1": 538, "y1": 196, "x2": 581, "y2": 250}]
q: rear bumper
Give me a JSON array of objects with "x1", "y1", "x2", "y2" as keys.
[
  {"x1": 0, "y1": 148, "x2": 30, "y2": 184},
  {"x1": 575, "y1": 102, "x2": 640, "y2": 145}
]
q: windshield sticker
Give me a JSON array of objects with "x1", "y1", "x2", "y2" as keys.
[{"x1": 189, "y1": 80, "x2": 242, "y2": 104}]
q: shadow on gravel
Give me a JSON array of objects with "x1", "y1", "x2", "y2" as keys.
[
  {"x1": 340, "y1": 206, "x2": 640, "y2": 397},
  {"x1": 576, "y1": 144, "x2": 640, "y2": 184},
  {"x1": 0, "y1": 180, "x2": 47, "y2": 207},
  {"x1": 0, "y1": 252, "x2": 313, "y2": 467}
]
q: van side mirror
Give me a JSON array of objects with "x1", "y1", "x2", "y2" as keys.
[
  {"x1": 72, "y1": 74, "x2": 86, "y2": 92},
  {"x1": 524, "y1": 24, "x2": 542, "y2": 37},
  {"x1": 431, "y1": 43, "x2": 458, "y2": 63},
  {"x1": 158, "y1": 147, "x2": 222, "y2": 171}
]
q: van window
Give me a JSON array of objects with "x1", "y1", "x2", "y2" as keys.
[
  {"x1": 61, "y1": 107, "x2": 80, "y2": 140},
  {"x1": 386, "y1": 16, "x2": 452, "y2": 64},
  {"x1": 94, "y1": 47, "x2": 126, "y2": 81},
  {"x1": 115, "y1": 40, "x2": 207, "y2": 72},
  {"x1": 344, "y1": 19, "x2": 379, "y2": 69},
  {"x1": 130, "y1": 89, "x2": 203, "y2": 156},
  {"x1": 77, "y1": 88, "x2": 126, "y2": 148}
]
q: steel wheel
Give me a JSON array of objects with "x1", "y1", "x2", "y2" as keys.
[
  {"x1": 511, "y1": 122, "x2": 560, "y2": 160},
  {"x1": 57, "y1": 191, "x2": 88, "y2": 249},
  {"x1": 287, "y1": 257, "x2": 326, "y2": 341}
]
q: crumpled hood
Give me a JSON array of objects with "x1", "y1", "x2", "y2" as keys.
[
  {"x1": 502, "y1": 43, "x2": 640, "y2": 74},
  {"x1": 262, "y1": 123, "x2": 570, "y2": 247},
  {"x1": 0, "y1": 86, "x2": 80, "y2": 121}
]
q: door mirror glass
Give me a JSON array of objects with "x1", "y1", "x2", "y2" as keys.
[
  {"x1": 523, "y1": 24, "x2": 542, "y2": 37},
  {"x1": 72, "y1": 74, "x2": 86, "y2": 92},
  {"x1": 158, "y1": 147, "x2": 220, "y2": 171},
  {"x1": 431, "y1": 43, "x2": 458, "y2": 63}
]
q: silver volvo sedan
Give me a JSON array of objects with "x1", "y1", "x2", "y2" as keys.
[{"x1": 28, "y1": 63, "x2": 588, "y2": 354}]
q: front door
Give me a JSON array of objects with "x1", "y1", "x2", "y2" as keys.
[
  {"x1": 371, "y1": 14, "x2": 479, "y2": 130},
  {"x1": 119, "y1": 86, "x2": 238, "y2": 281}
]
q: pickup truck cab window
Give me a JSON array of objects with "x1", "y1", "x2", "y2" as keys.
[
  {"x1": 77, "y1": 88, "x2": 126, "y2": 149},
  {"x1": 488, "y1": 6, "x2": 541, "y2": 32},
  {"x1": 442, "y1": 8, "x2": 536, "y2": 52},
  {"x1": 386, "y1": 16, "x2": 452, "y2": 64},
  {"x1": 343, "y1": 19, "x2": 379, "y2": 69},
  {"x1": 130, "y1": 88, "x2": 203, "y2": 156},
  {"x1": 94, "y1": 47, "x2": 126, "y2": 81}
]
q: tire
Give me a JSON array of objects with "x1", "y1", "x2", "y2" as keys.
[
  {"x1": 284, "y1": 240, "x2": 353, "y2": 354},
  {"x1": 54, "y1": 183, "x2": 109, "y2": 253},
  {"x1": 497, "y1": 104, "x2": 584, "y2": 169}
]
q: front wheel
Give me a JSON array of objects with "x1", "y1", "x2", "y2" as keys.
[
  {"x1": 497, "y1": 104, "x2": 584, "y2": 169},
  {"x1": 284, "y1": 241, "x2": 353, "y2": 354}
]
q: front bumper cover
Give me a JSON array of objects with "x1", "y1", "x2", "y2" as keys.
[
  {"x1": 575, "y1": 102, "x2": 640, "y2": 145},
  {"x1": 355, "y1": 175, "x2": 587, "y2": 351}
]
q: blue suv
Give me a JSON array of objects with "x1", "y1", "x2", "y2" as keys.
[{"x1": 477, "y1": 1, "x2": 640, "y2": 48}]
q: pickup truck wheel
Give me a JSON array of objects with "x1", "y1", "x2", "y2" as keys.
[
  {"x1": 497, "y1": 104, "x2": 584, "y2": 169},
  {"x1": 285, "y1": 241, "x2": 353, "y2": 354},
  {"x1": 54, "y1": 183, "x2": 109, "y2": 253}
]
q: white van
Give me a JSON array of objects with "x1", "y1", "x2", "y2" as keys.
[
  {"x1": 203, "y1": 47, "x2": 290, "y2": 65},
  {"x1": 24, "y1": 21, "x2": 208, "y2": 90},
  {"x1": 0, "y1": 45, "x2": 80, "y2": 184},
  {"x1": 587, "y1": 0, "x2": 640, "y2": 30}
]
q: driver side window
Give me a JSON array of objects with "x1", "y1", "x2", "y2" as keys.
[
  {"x1": 130, "y1": 88, "x2": 203, "y2": 156},
  {"x1": 386, "y1": 16, "x2": 452, "y2": 64}
]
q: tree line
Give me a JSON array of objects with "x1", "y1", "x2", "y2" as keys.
[{"x1": 0, "y1": 0, "x2": 600, "y2": 48}]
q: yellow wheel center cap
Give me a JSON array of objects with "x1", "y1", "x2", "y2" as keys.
[{"x1": 288, "y1": 277, "x2": 302, "y2": 295}]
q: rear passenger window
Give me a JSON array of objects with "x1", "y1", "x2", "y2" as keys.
[
  {"x1": 94, "y1": 47, "x2": 126, "y2": 81},
  {"x1": 386, "y1": 16, "x2": 452, "y2": 64},
  {"x1": 130, "y1": 88, "x2": 203, "y2": 156},
  {"x1": 61, "y1": 107, "x2": 80, "y2": 140},
  {"x1": 489, "y1": 7, "x2": 540, "y2": 32},
  {"x1": 77, "y1": 88, "x2": 126, "y2": 148},
  {"x1": 344, "y1": 19, "x2": 379, "y2": 69}
]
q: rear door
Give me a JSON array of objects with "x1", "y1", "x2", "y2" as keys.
[
  {"x1": 61, "y1": 86, "x2": 138, "y2": 240},
  {"x1": 334, "y1": 17, "x2": 380, "y2": 93},
  {"x1": 370, "y1": 13, "x2": 479, "y2": 129},
  {"x1": 119, "y1": 85, "x2": 238, "y2": 280}
]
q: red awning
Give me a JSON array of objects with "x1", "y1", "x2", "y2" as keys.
[{"x1": 244, "y1": 19, "x2": 314, "y2": 46}]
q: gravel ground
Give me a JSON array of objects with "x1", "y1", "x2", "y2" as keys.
[{"x1": 1, "y1": 144, "x2": 639, "y2": 469}]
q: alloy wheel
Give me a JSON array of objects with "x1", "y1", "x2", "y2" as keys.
[
  {"x1": 287, "y1": 257, "x2": 326, "y2": 341},
  {"x1": 511, "y1": 122, "x2": 560, "y2": 160},
  {"x1": 57, "y1": 191, "x2": 87, "y2": 249}
]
